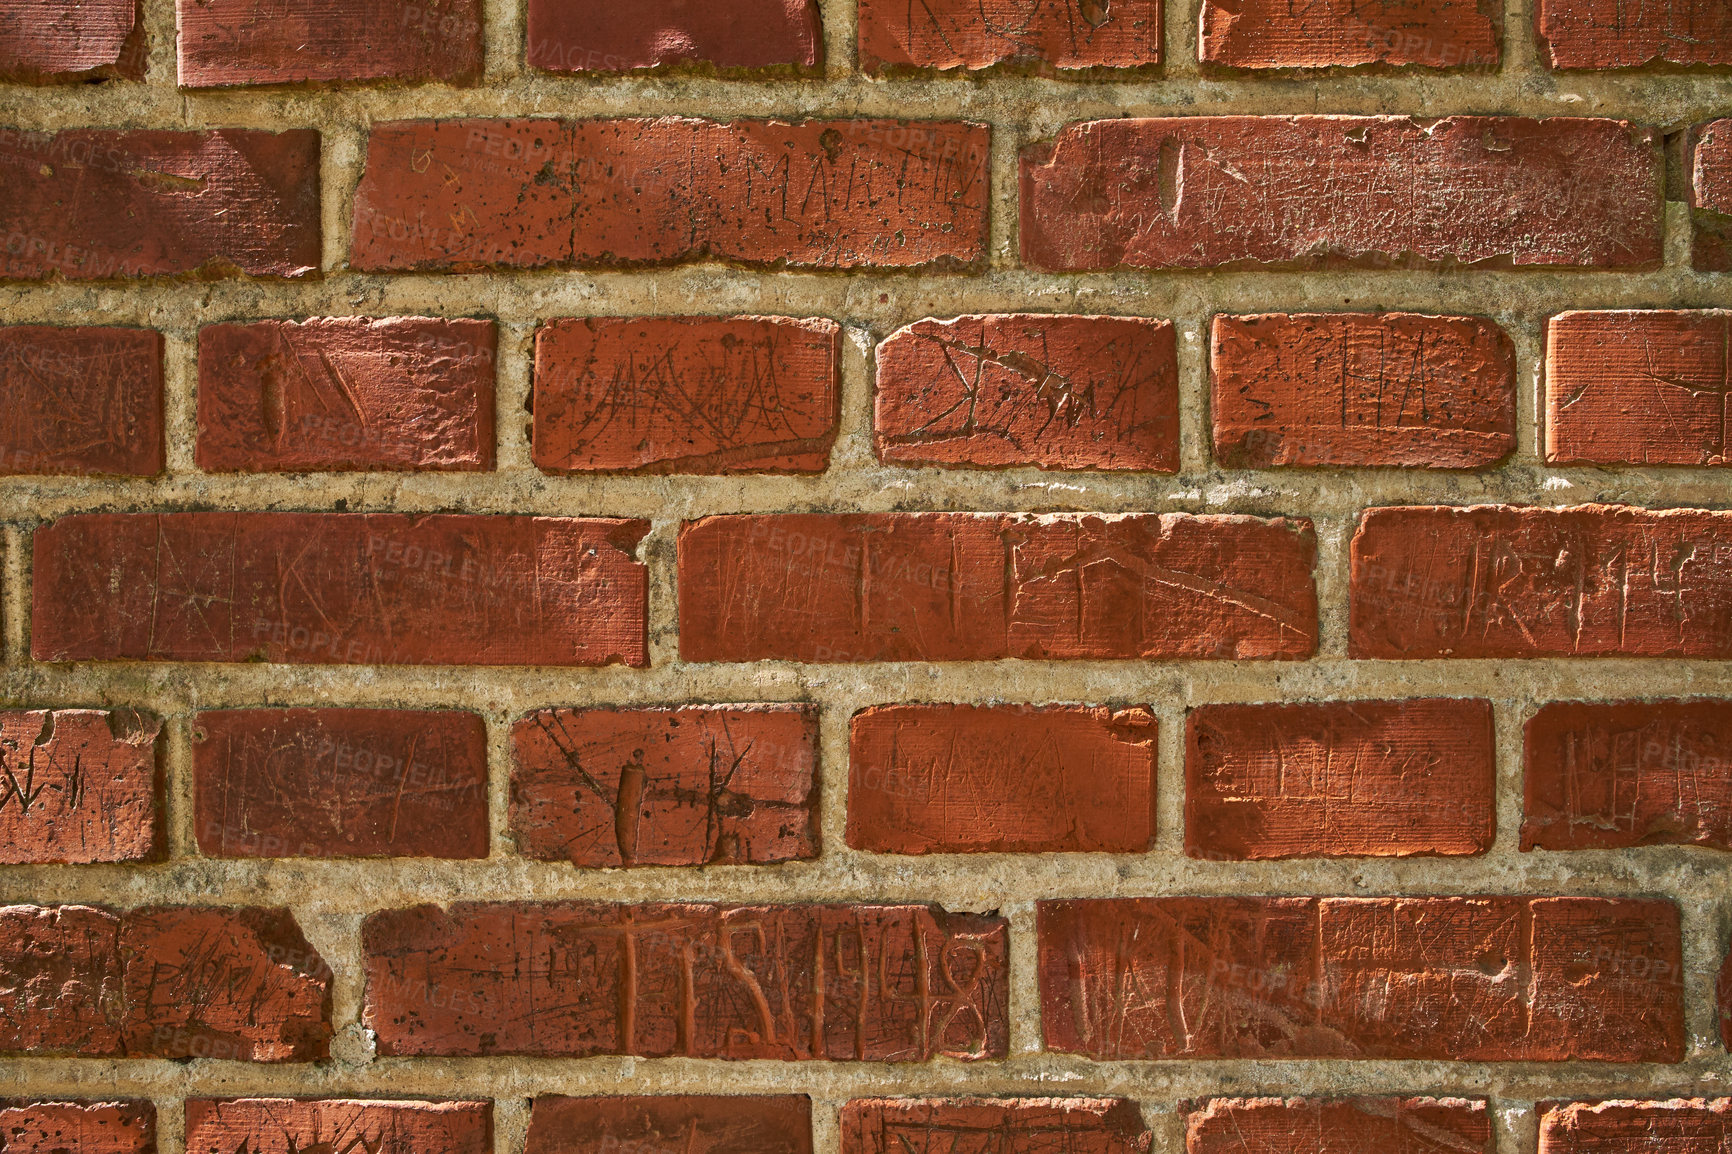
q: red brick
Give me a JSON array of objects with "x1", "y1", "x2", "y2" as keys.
[
  {"x1": 32, "y1": 512, "x2": 649, "y2": 667},
  {"x1": 0, "y1": 0, "x2": 143, "y2": 80},
  {"x1": 846, "y1": 704, "x2": 1157, "y2": 854},
  {"x1": 0, "y1": 905, "x2": 123, "y2": 1055},
  {"x1": 1021, "y1": 116, "x2": 1661, "y2": 271},
  {"x1": 1538, "y1": 0, "x2": 1732, "y2": 67},
  {"x1": 527, "y1": 1096, "x2": 810, "y2": 1154},
  {"x1": 176, "y1": 0, "x2": 482, "y2": 87},
  {"x1": 0, "y1": 129, "x2": 320, "y2": 280},
  {"x1": 193, "y1": 708, "x2": 488, "y2": 859},
  {"x1": 0, "y1": 1101, "x2": 155, "y2": 1154},
  {"x1": 350, "y1": 119, "x2": 988, "y2": 272},
  {"x1": 1186, "y1": 699, "x2": 1495, "y2": 860},
  {"x1": 196, "y1": 317, "x2": 496, "y2": 472},
  {"x1": 1350, "y1": 505, "x2": 1732, "y2": 659},
  {"x1": 1210, "y1": 314, "x2": 1516, "y2": 468},
  {"x1": 1692, "y1": 122, "x2": 1732, "y2": 273},
  {"x1": 857, "y1": 0, "x2": 1158, "y2": 72},
  {"x1": 0, "y1": 327, "x2": 161, "y2": 474},
  {"x1": 0, "y1": 709, "x2": 160, "y2": 864},
  {"x1": 1038, "y1": 896, "x2": 1682, "y2": 1060},
  {"x1": 678, "y1": 513, "x2": 1317, "y2": 663},
  {"x1": 1540, "y1": 1101, "x2": 1732, "y2": 1154},
  {"x1": 185, "y1": 1100, "x2": 491, "y2": 1154},
  {"x1": 527, "y1": 0, "x2": 819, "y2": 71},
  {"x1": 510, "y1": 705, "x2": 819, "y2": 866},
  {"x1": 1201, "y1": 0, "x2": 1497, "y2": 68},
  {"x1": 874, "y1": 314, "x2": 1178, "y2": 472},
  {"x1": 363, "y1": 901, "x2": 1008, "y2": 1059},
  {"x1": 843, "y1": 1099, "x2": 1151, "y2": 1154},
  {"x1": 1523, "y1": 699, "x2": 1732, "y2": 850},
  {"x1": 532, "y1": 316, "x2": 839, "y2": 474},
  {"x1": 1186, "y1": 1098, "x2": 1489, "y2": 1154}
]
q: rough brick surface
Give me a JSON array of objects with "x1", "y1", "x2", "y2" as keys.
[
  {"x1": 1200, "y1": 0, "x2": 1497, "y2": 68},
  {"x1": 843, "y1": 1099, "x2": 1152, "y2": 1153},
  {"x1": 847, "y1": 704, "x2": 1157, "y2": 854},
  {"x1": 184, "y1": 1099, "x2": 491, "y2": 1154},
  {"x1": 176, "y1": 0, "x2": 483, "y2": 87},
  {"x1": 1021, "y1": 117, "x2": 1661, "y2": 271},
  {"x1": 1038, "y1": 896, "x2": 1683, "y2": 1060},
  {"x1": 32, "y1": 513, "x2": 649, "y2": 666},
  {"x1": 193, "y1": 708, "x2": 488, "y2": 859},
  {"x1": 363, "y1": 902, "x2": 1009, "y2": 1059},
  {"x1": 1691, "y1": 122, "x2": 1732, "y2": 272},
  {"x1": 527, "y1": 1096, "x2": 811, "y2": 1154},
  {"x1": 510, "y1": 705, "x2": 819, "y2": 866},
  {"x1": 0, "y1": 0, "x2": 143, "y2": 80},
  {"x1": 0, "y1": 709, "x2": 160, "y2": 864},
  {"x1": 1211, "y1": 314, "x2": 1516, "y2": 468},
  {"x1": 1350, "y1": 505, "x2": 1732, "y2": 659},
  {"x1": 1538, "y1": 0, "x2": 1732, "y2": 68},
  {"x1": 679, "y1": 513, "x2": 1318, "y2": 663},
  {"x1": 857, "y1": 0, "x2": 1159, "y2": 72},
  {"x1": 1186, "y1": 1098, "x2": 1490, "y2": 1154},
  {"x1": 352, "y1": 119, "x2": 988, "y2": 272},
  {"x1": 1186, "y1": 699, "x2": 1496, "y2": 860},
  {"x1": 0, "y1": 129, "x2": 320, "y2": 280},
  {"x1": 533, "y1": 316, "x2": 839, "y2": 474},
  {"x1": 0, "y1": 1101, "x2": 156, "y2": 1154},
  {"x1": 0, "y1": 326, "x2": 161, "y2": 475},
  {"x1": 1540, "y1": 1100, "x2": 1732, "y2": 1154},
  {"x1": 874, "y1": 314, "x2": 1179, "y2": 471},
  {"x1": 526, "y1": 0, "x2": 819, "y2": 71}
]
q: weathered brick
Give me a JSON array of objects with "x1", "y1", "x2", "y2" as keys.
[
  {"x1": 185, "y1": 1099, "x2": 491, "y2": 1154},
  {"x1": 0, "y1": 129, "x2": 320, "y2": 280},
  {"x1": 193, "y1": 708, "x2": 488, "y2": 859},
  {"x1": 196, "y1": 317, "x2": 496, "y2": 472},
  {"x1": 1523, "y1": 699, "x2": 1732, "y2": 850},
  {"x1": 1200, "y1": 0, "x2": 1497, "y2": 68},
  {"x1": 843, "y1": 1099, "x2": 1152, "y2": 1154},
  {"x1": 526, "y1": 0, "x2": 819, "y2": 71},
  {"x1": 527, "y1": 1096, "x2": 810, "y2": 1154},
  {"x1": 1021, "y1": 117, "x2": 1660, "y2": 271},
  {"x1": 0, "y1": 709, "x2": 160, "y2": 864},
  {"x1": 176, "y1": 0, "x2": 482, "y2": 87},
  {"x1": 1186, "y1": 1098, "x2": 1489, "y2": 1154},
  {"x1": 1538, "y1": 0, "x2": 1732, "y2": 68},
  {"x1": 1540, "y1": 1100, "x2": 1732, "y2": 1154},
  {"x1": 32, "y1": 512, "x2": 649, "y2": 667},
  {"x1": 874, "y1": 314, "x2": 1178, "y2": 471},
  {"x1": 857, "y1": 0, "x2": 1158, "y2": 72},
  {"x1": 1210, "y1": 314, "x2": 1516, "y2": 468},
  {"x1": 1186, "y1": 699, "x2": 1496, "y2": 859},
  {"x1": 1350, "y1": 505, "x2": 1732, "y2": 659},
  {"x1": 0, "y1": 0, "x2": 143, "y2": 80},
  {"x1": 846, "y1": 704, "x2": 1157, "y2": 854},
  {"x1": 0, "y1": 1101, "x2": 155, "y2": 1154},
  {"x1": 0, "y1": 327, "x2": 162, "y2": 475},
  {"x1": 351, "y1": 118, "x2": 988, "y2": 272},
  {"x1": 0, "y1": 905, "x2": 124, "y2": 1055},
  {"x1": 679, "y1": 513, "x2": 1317, "y2": 663},
  {"x1": 1692, "y1": 122, "x2": 1732, "y2": 272},
  {"x1": 1038, "y1": 896, "x2": 1682, "y2": 1060},
  {"x1": 510, "y1": 705, "x2": 819, "y2": 866},
  {"x1": 533, "y1": 316, "x2": 838, "y2": 474},
  {"x1": 363, "y1": 902, "x2": 1008, "y2": 1059}
]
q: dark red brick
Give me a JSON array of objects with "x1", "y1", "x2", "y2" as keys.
[
  {"x1": 0, "y1": 1101, "x2": 155, "y2": 1154},
  {"x1": 1540, "y1": 1101, "x2": 1732, "y2": 1154},
  {"x1": 0, "y1": 326, "x2": 161, "y2": 475},
  {"x1": 527, "y1": 0, "x2": 819, "y2": 71},
  {"x1": 1210, "y1": 313, "x2": 1516, "y2": 468},
  {"x1": 1186, "y1": 699, "x2": 1496, "y2": 860},
  {"x1": 0, "y1": 709, "x2": 160, "y2": 864},
  {"x1": 196, "y1": 317, "x2": 496, "y2": 472},
  {"x1": 1186, "y1": 1098, "x2": 1489, "y2": 1154},
  {"x1": 527, "y1": 1096, "x2": 810, "y2": 1154},
  {"x1": 177, "y1": 0, "x2": 483, "y2": 87},
  {"x1": 0, "y1": 905, "x2": 123, "y2": 1055},
  {"x1": 0, "y1": 128, "x2": 320, "y2": 280},
  {"x1": 510, "y1": 705, "x2": 819, "y2": 866},
  {"x1": 32, "y1": 512, "x2": 649, "y2": 667},
  {"x1": 1039, "y1": 896, "x2": 1682, "y2": 1060},
  {"x1": 1201, "y1": 0, "x2": 1496, "y2": 68},
  {"x1": 846, "y1": 704, "x2": 1156, "y2": 854},
  {"x1": 1350, "y1": 505, "x2": 1732, "y2": 659},
  {"x1": 0, "y1": 0, "x2": 143, "y2": 80},
  {"x1": 363, "y1": 902, "x2": 1008, "y2": 1059},
  {"x1": 874, "y1": 314, "x2": 1178, "y2": 471},
  {"x1": 185, "y1": 1099, "x2": 491, "y2": 1154},
  {"x1": 1021, "y1": 116, "x2": 1660, "y2": 271},
  {"x1": 350, "y1": 119, "x2": 988, "y2": 272},
  {"x1": 678, "y1": 513, "x2": 1317, "y2": 663},
  {"x1": 857, "y1": 0, "x2": 1158, "y2": 72},
  {"x1": 533, "y1": 316, "x2": 838, "y2": 474},
  {"x1": 193, "y1": 708, "x2": 488, "y2": 859},
  {"x1": 1692, "y1": 122, "x2": 1732, "y2": 272},
  {"x1": 843, "y1": 1099, "x2": 1151, "y2": 1154},
  {"x1": 1538, "y1": 0, "x2": 1732, "y2": 67}
]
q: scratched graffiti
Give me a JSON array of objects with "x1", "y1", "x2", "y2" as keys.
[
  {"x1": 1200, "y1": 0, "x2": 1498, "y2": 68},
  {"x1": 1539, "y1": 0, "x2": 1732, "y2": 67},
  {"x1": 526, "y1": 1096, "x2": 812, "y2": 1154},
  {"x1": 859, "y1": 0, "x2": 1159, "y2": 71},
  {"x1": 843, "y1": 1098, "x2": 1153, "y2": 1154},
  {"x1": 185, "y1": 1098, "x2": 491, "y2": 1154},
  {"x1": 0, "y1": 709, "x2": 159, "y2": 864}
]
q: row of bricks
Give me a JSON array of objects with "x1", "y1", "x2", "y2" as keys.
[
  {"x1": 4, "y1": 117, "x2": 1731, "y2": 280},
  {"x1": 0, "y1": 896, "x2": 1703, "y2": 1061},
  {"x1": 13, "y1": 698, "x2": 1732, "y2": 865},
  {"x1": 5, "y1": 0, "x2": 1731, "y2": 82},
  {"x1": 8, "y1": 310, "x2": 1732, "y2": 476}
]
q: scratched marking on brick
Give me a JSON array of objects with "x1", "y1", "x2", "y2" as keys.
[
  {"x1": 176, "y1": 0, "x2": 484, "y2": 87},
  {"x1": 1540, "y1": 1100, "x2": 1732, "y2": 1154},
  {"x1": 1538, "y1": 0, "x2": 1732, "y2": 67},
  {"x1": 363, "y1": 902, "x2": 1008, "y2": 1059},
  {"x1": 0, "y1": 710, "x2": 160, "y2": 864},
  {"x1": 1186, "y1": 1097, "x2": 1490, "y2": 1154},
  {"x1": 185, "y1": 1099, "x2": 491, "y2": 1154},
  {"x1": 0, "y1": 1101, "x2": 156, "y2": 1154},
  {"x1": 528, "y1": 1096, "x2": 812, "y2": 1154},
  {"x1": 857, "y1": 0, "x2": 1160, "y2": 72},
  {"x1": 1693, "y1": 123, "x2": 1732, "y2": 272},
  {"x1": 0, "y1": 326, "x2": 162, "y2": 475},
  {"x1": 0, "y1": 0, "x2": 145, "y2": 80},
  {"x1": 1200, "y1": 0, "x2": 1498, "y2": 68},
  {"x1": 842, "y1": 1098, "x2": 1153, "y2": 1153},
  {"x1": 526, "y1": 0, "x2": 821, "y2": 71}
]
